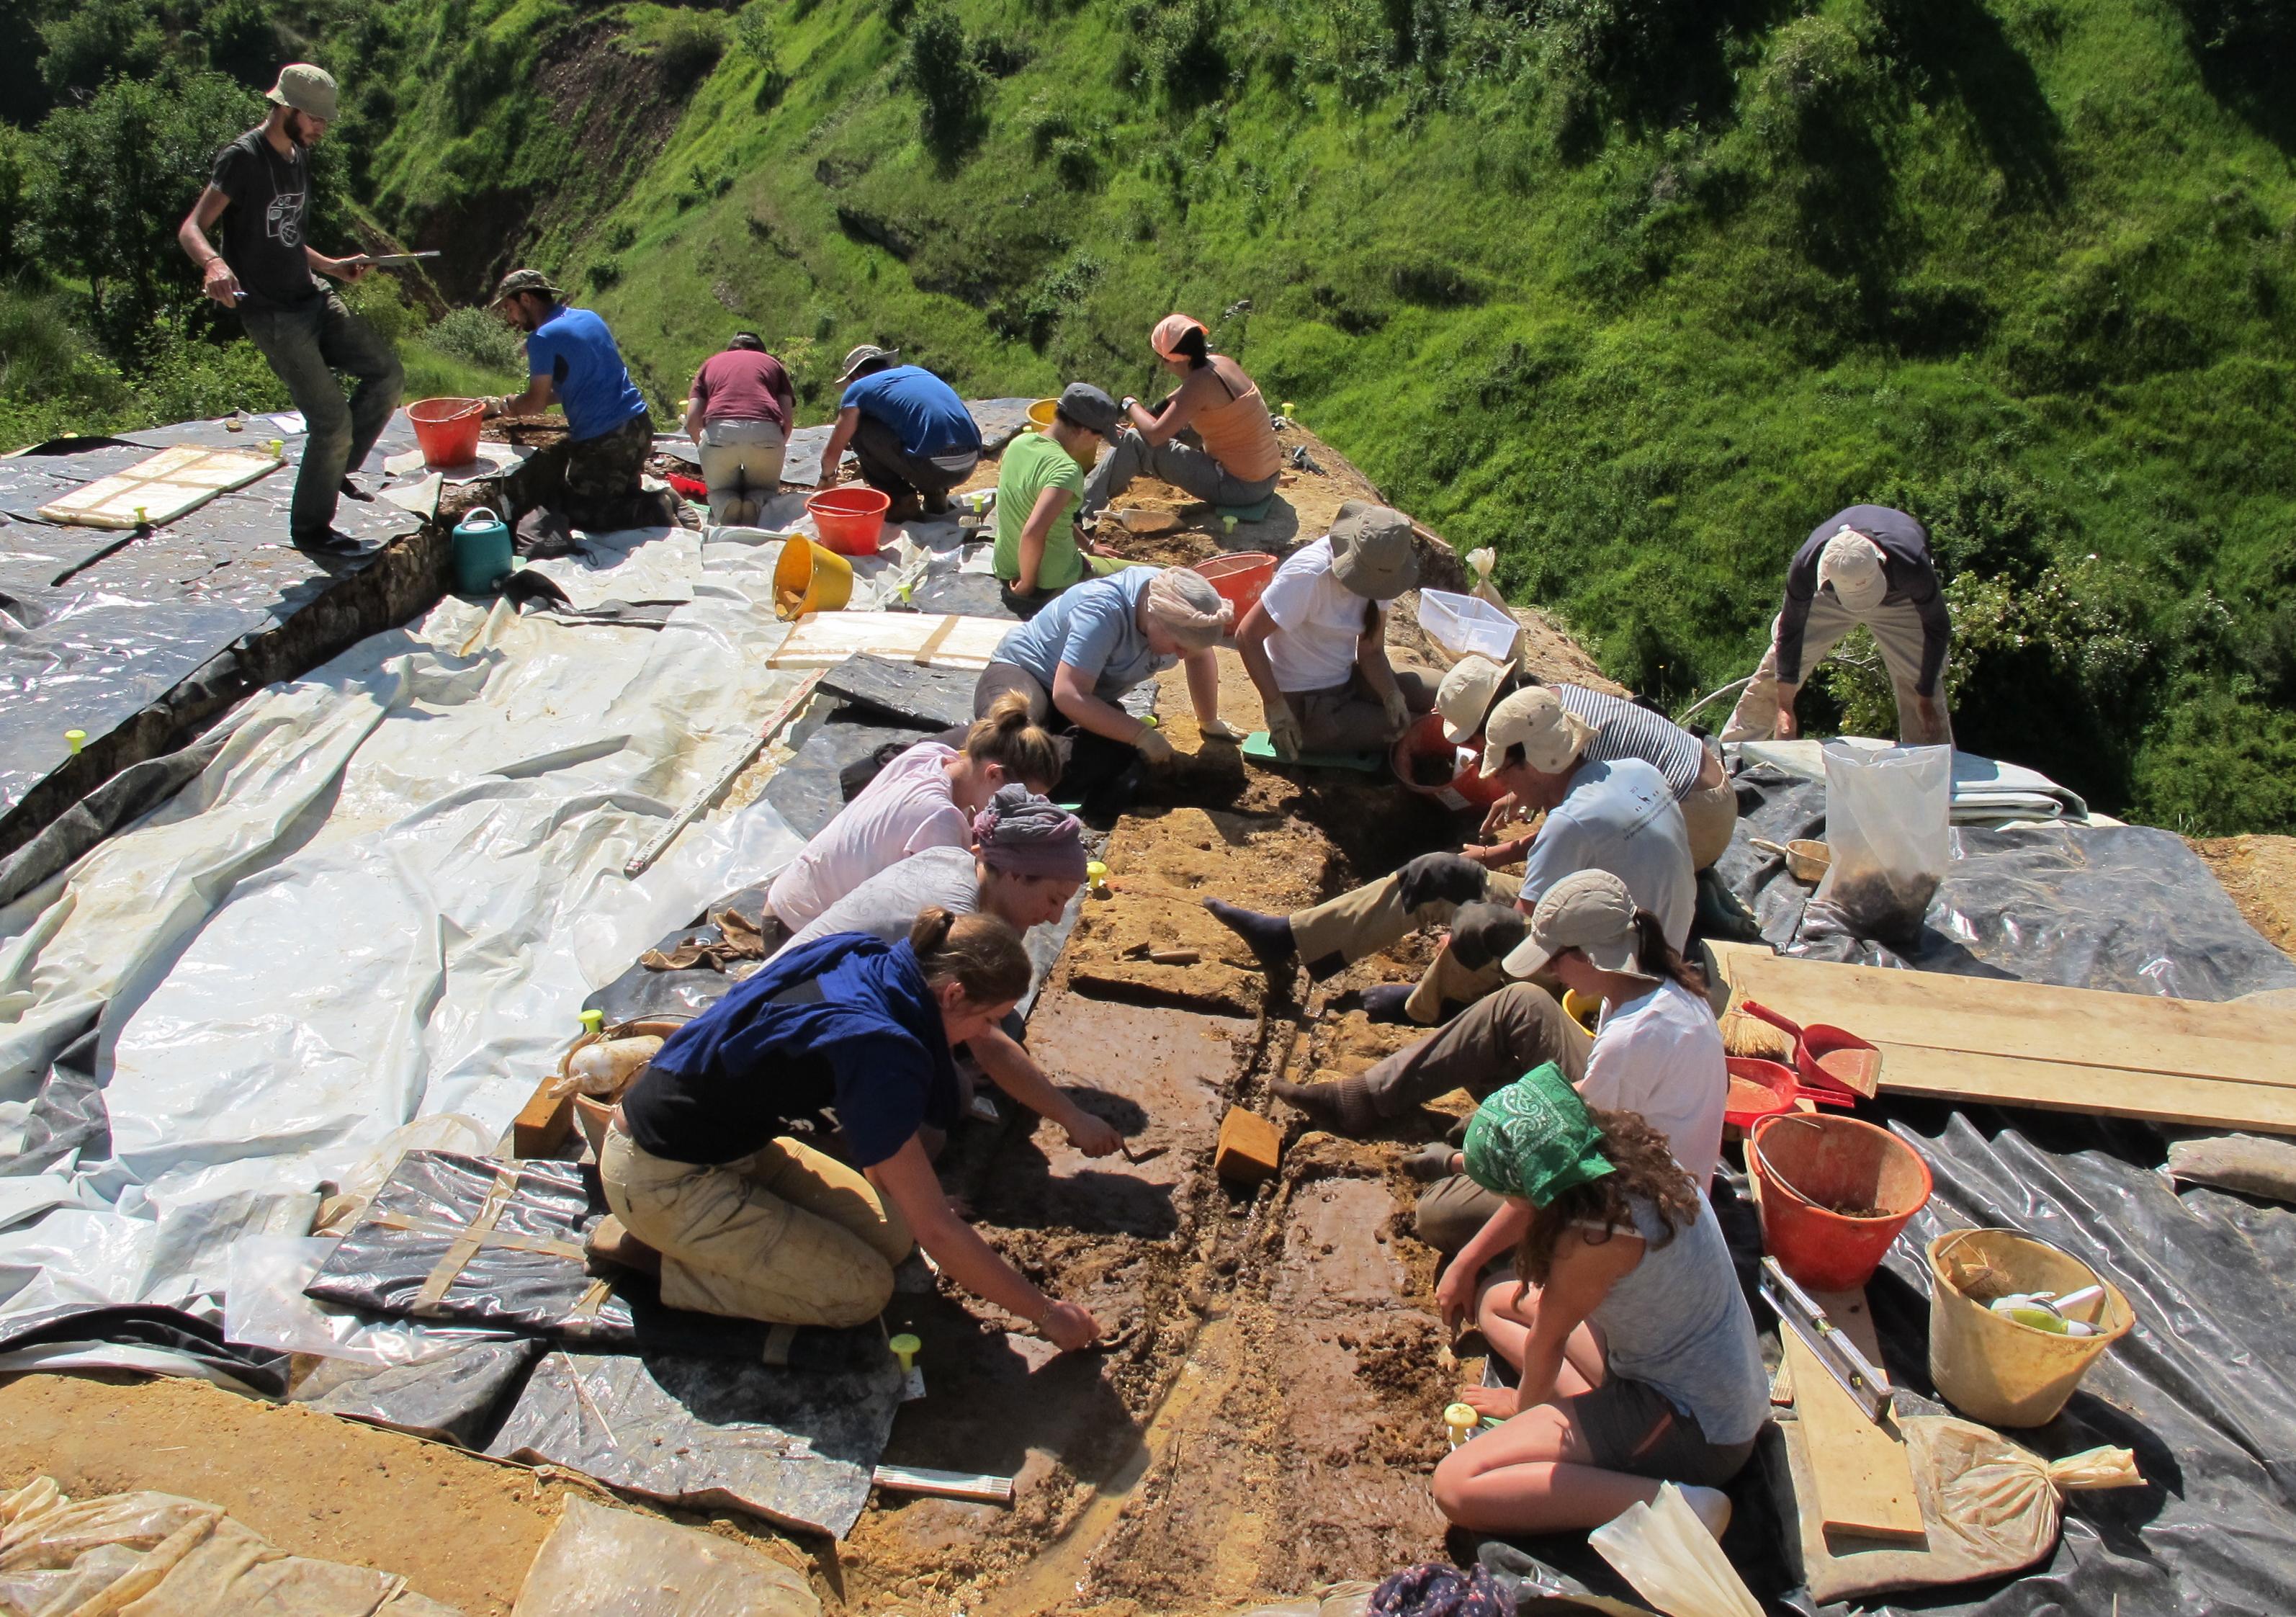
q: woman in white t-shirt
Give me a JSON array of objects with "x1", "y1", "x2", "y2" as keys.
[
  {"x1": 766, "y1": 692, "x2": 1062, "y2": 933},
  {"x1": 1235, "y1": 501, "x2": 1438, "y2": 756}
]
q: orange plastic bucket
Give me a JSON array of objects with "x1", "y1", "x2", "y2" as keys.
[
  {"x1": 1750, "y1": 1112, "x2": 1932, "y2": 1292},
  {"x1": 806, "y1": 486, "x2": 890, "y2": 555},
  {"x1": 1389, "y1": 713, "x2": 1509, "y2": 810},
  {"x1": 1191, "y1": 552, "x2": 1278, "y2": 620},
  {"x1": 408, "y1": 398, "x2": 484, "y2": 468}
]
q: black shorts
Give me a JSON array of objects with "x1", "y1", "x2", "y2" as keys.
[{"x1": 1565, "y1": 1376, "x2": 1757, "y2": 1488}]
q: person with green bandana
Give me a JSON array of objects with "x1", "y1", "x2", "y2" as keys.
[{"x1": 1426, "y1": 1061, "x2": 1767, "y2": 1544}]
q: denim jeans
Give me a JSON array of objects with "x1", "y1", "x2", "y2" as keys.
[{"x1": 238, "y1": 291, "x2": 403, "y2": 541}]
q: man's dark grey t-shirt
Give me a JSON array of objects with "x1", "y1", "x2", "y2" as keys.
[{"x1": 210, "y1": 127, "x2": 318, "y2": 310}]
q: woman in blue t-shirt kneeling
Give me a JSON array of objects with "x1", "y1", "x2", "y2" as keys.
[{"x1": 591, "y1": 907, "x2": 1102, "y2": 1351}]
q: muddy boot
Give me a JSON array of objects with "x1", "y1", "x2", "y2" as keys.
[
  {"x1": 1203, "y1": 899, "x2": 1297, "y2": 973},
  {"x1": 1270, "y1": 1073, "x2": 1379, "y2": 1134},
  {"x1": 583, "y1": 1214, "x2": 661, "y2": 1278}
]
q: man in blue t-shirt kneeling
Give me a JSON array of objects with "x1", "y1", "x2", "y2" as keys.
[
  {"x1": 485, "y1": 269, "x2": 679, "y2": 548},
  {"x1": 817, "y1": 345, "x2": 982, "y2": 521}
]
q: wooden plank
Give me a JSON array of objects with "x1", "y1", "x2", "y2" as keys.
[
  {"x1": 1780, "y1": 1290, "x2": 1925, "y2": 1543},
  {"x1": 766, "y1": 611, "x2": 1012, "y2": 671},
  {"x1": 1860, "y1": 1043, "x2": 2296, "y2": 1134},
  {"x1": 1712, "y1": 943, "x2": 2296, "y2": 1091},
  {"x1": 36, "y1": 444, "x2": 280, "y2": 529},
  {"x1": 511, "y1": 1073, "x2": 573, "y2": 1159}
]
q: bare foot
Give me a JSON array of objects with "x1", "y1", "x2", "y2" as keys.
[{"x1": 585, "y1": 1214, "x2": 661, "y2": 1277}]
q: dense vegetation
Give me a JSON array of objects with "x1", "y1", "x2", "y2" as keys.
[{"x1": 4, "y1": 0, "x2": 2294, "y2": 832}]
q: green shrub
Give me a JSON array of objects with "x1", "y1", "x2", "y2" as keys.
[
  {"x1": 341, "y1": 273, "x2": 428, "y2": 350},
  {"x1": 606, "y1": 221, "x2": 637, "y2": 252},
  {"x1": 653, "y1": 11, "x2": 727, "y2": 90},
  {"x1": 133, "y1": 307, "x2": 292, "y2": 426},
  {"x1": 423, "y1": 306, "x2": 524, "y2": 375},
  {"x1": 588, "y1": 256, "x2": 623, "y2": 290},
  {"x1": 40, "y1": 0, "x2": 166, "y2": 99},
  {"x1": 907, "y1": 6, "x2": 988, "y2": 164}
]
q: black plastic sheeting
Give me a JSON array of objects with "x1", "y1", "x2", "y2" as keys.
[
  {"x1": 0, "y1": 1303, "x2": 290, "y2": 1395},
  {"x1": 0, "y1": 418, "x2": 421, "y2": 816},
  {"x1": 584, "y1": 879, "x2": 784, "y2": 1025},
  {"x1": 0, "y1": 730, "x2": 228, "y2": 909},
  {"x1": 292, "y1": 1338, "x2": 547, "y2": 1446},
  {"x1": 1669, "y1": 761, "x2": 2296, "y2": 1616}
]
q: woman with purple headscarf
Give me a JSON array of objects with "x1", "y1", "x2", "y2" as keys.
[{"x1": 773, "y1": 784, "x2": 1118, "y2": 1155}]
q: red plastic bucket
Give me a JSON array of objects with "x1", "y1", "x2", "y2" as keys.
[
  {"x1": 1191, "y1": 552, "x2": 1278, "y2": 620},
  {"x1": 1389, "y1": 713, "x2": 1509, "y2": 810},
  {"x1": 1749, "y1": 1112, "x2": 1932, "y2": 1292},
  {"x1": 807, "y1": 486, "x2": 891, "y2": 555},
  {"x1": 408, "y1": 398, "x2": 483, "y2": 469}
]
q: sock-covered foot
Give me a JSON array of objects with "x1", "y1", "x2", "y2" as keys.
[
  {"x1": 1404, "y1": 1141, "x2": 1461, "y2": 1181},
  {"x1": 1203, "y1": 898, "x2": 1296, "y2": 970},
  {"x1": 1270, "y1": 1073, "x2": 1379, "y2": 1134},
  {"x1": 583, "y1": 1214, "x2": 661, "y2": 1278},
  {"x1": 1360, "y1": 983, "x2": 1416, "y2": 1023},
  {"x1": 1674, "y1": 1483, "x2": 1734, "y2": 1541}
]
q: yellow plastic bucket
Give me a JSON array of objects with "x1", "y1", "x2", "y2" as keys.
[
  {"x1": 773, "y1": 537, "x2": 853, "y2": 619},
  {"x1": 1927, "y1": 1228, "x2": 2134, "y2": 1428},
  {"x1": 1027, "y1": 397, "x2": 1058, "y2": 427},
  {"x1": 1562, "y1": 987, "x2": 1602, "y2": 1032}
]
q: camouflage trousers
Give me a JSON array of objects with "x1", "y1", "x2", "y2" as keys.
[{"x1": 506, "y1": 409, "x2": 676, "y2": 540}]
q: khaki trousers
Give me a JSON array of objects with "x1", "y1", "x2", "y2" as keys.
[
  {"x1": 1286, "y1": 666, "x2": 1440, "y2": 754},
  {"x1": 1681, "y1": 773, "x2": 1738, "y2": 872},
  {"x1": 1358, "y1": 985, "x2": 1596, "y2": 1252},
  {"x1": 599, "y1": 1126, "x2": 912, "y2": 1327},
  {"x1": 1721, "y1": 600, "x2": 1952, "y2": 745},
  {"x1": 1290, "y1": 866, "x2": 1525, "y2": 1025}
]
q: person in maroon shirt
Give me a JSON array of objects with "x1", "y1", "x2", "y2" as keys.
[{"x1": 683, "y1": 333, "x2": 797, "y2": 526}]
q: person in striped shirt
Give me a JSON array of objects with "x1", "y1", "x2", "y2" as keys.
[{"x1": 1206, "y1": 678, "x2": 1729, "y2": 1026}]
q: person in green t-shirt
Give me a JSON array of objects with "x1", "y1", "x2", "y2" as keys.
[{"x1": 995, "y1": 383, "x2": 1123, "y2": 618}]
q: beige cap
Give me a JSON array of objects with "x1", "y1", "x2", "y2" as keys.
[
  {"x1": 1502, "y1": 868, "x2": 1656, "y2": 982},
  {"x1": 266, "y1": 64, "x2": 339, "y2": 122},
  {"x1": 838, "y1": 344, "x2": 899, "y2": 383},
  {"x1": 1435, "y1": 654, "x2": 1516, "y2": 745},
  {"x1": 1327, "y1": 501, "x2": 1419, "y2": 599},
  {"x1": 1816, "y1": 526, "x2": 1888, "y2": 612},
  {"x1": 1478, "y1": 686, "x2": 1597, "y2": 779}
]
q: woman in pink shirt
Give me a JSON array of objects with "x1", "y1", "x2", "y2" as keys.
[
  {"x1": 685, "y1": 333, "x2": 797, "y2": 526},
  {"x1": 767, "y1": 693, "x2": 1063, "y2": 933}
]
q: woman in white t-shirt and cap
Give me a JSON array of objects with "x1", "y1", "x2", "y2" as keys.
[
  {"x1": 1722, "y1": 503, "x2": 1952, "y2": 746},
  {"x1": 1235, "y1": 501, "x2": 1438, "y2": 756},
  {"x1": 1408, "y1": 866, "x2": 1727, "y2": 1253}
]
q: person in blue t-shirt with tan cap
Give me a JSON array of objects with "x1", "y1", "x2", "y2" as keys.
[{"x1": 817, "y1": 345, "x2": 983, "y2": 521}]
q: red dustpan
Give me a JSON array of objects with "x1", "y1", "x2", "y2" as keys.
[
  {"x1": 1739, "y1": 1000, "x2": 1881, "y2": 1099},
  {"x1": 1726, "y1": 1056, "x2": 1857, "y2": 1129}
]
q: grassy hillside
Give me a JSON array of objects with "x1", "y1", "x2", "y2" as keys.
[{"x1": 6, "y1": 0, "x2": 2295, "y2": 830}]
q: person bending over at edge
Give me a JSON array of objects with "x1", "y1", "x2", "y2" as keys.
[
  {"x1": 592, "y1": 908, "x2": 1101, "y2": 1349},
  {"x1": 817, "y1": 346, "x2": 982, "y2": 521},
  {"x1": 776, "y1": 786, "x2": 1118, "y2": 1157},
  {"x1": 1395, "y1": 869, "x2": 1726, "y2": 1253},
  {"x1": 685, "y1": 331, "x2": 796, "y2": 528},
  {"x1": 1429, "y1": 1067, "x2": 1767, "y2": 1542},
  {"x1": 1235, "y1": 501, "x2": 1436, "y2": 757},
  {"x1": 1080, "y1": 314, "x2": 1282, "y2": 524},
  {"x1": 1208, "y1": 686, "x2": 1693, "y2": 1031},
  {"x1": 767, "y1": 691, "x2": 1064, "y2": 936},
  {"x1": 177, "y1": 64, "x2": 403, "y2": 556}
]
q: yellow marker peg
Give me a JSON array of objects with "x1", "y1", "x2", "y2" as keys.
[
  {"x1": 1443, "y1": 1402, "x2": 1479, "y2": 1448},
  {"x1": 578, "y1": 1008, "x2": 605, "y2": 1036},
  {"x1": 64, "y1": 730, "x2": 87, "y2": 755},
  {"x1": 889, "y1": 1332, "x2": 921, "y2": 1376}
]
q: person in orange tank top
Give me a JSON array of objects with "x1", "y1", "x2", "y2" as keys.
[{"x1": 1079, "y1": 313, "x2": 1283, "y2": 523}]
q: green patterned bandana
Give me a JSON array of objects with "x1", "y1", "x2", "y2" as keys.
[{"x1": 1461, "y1": 1061, "x2": 1615, "y2": 1206}]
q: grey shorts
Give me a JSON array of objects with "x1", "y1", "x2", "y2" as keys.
[{"x1": 1567, "y1": 1376, "x2": 1757, "y2": 1487}]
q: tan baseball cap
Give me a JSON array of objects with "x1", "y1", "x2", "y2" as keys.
[
  {"x1": 1477, "y1": 686, "x2": 1597, "y2": 779},
  {"x1": 1327, "y1": 501, "x2": 1419, "y2": 600},
  {"x1": 1435, "y1": 654, "x2": 1516, "y2": 745},
  {"x1": 1817, "y1": 526, "x2": 1888, "y2": 612},
  {"x1": 267, "y1": 64, "x2": 339, "y2": 122},
  {"x1": 1502, "y1": 868, "x2": 1656, "y2": 982}
]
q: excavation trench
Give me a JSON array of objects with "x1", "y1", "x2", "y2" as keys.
[{"x1": 824, "y1": 661, "x2": 1471, "y2": 1616}]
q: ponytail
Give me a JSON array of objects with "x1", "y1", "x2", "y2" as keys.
[
  {"x1": 1631, "y1": 911, "x2": 1708, "y2": 1000},
  {"x1": 964, "y1": 691, "x2": 1065, "y2": 792},
  {"x1": 909, "y1": 907, "x2": 1033, "y2": 1007}
]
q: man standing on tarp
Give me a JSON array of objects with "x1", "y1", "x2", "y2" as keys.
[
  {"x1": 177, "y1": 64, "x2": 404, "y2": 557},
  {"x1": 485, "y1": 269, "x2": 678, "y2": 550},
  {"x1": 1722, "y1": 504, "x2": 1954, "y2": 747}
]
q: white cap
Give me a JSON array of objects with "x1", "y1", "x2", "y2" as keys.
[
  {"x1": 1816, "y1": 527, "x2": 1889, "y2": 612},
  {"x1": 1502, "y1": 868, "x2": 1658, "y2": 982},
  {"x1": 1478, "y1": 686, "x2": 1597, "y2": 779},
  {"x1": 1435, "y1": 655, "x2": 1516, "y2": 745}
]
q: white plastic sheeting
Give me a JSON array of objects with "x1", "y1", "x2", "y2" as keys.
[{"x1": 0, "y1": 524, "x2": 866, "y2": 1332}]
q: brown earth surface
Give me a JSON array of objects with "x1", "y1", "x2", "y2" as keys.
[{"x1": 2189, "y1": 836, "x2": 2296, "y2": 962}]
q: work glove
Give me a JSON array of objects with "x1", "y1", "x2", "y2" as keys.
[
  {"x1": 1448, "y1": 902, "x2": 1529, "y2": 971},
  {"x1": 1134, "y1": 722, "x2": 1175, "y2": 766},
  {"x1": 1266, "y1": 708, "x2": 1306, "y2": 760},
  {"x1": 1395, "y1": 851, "x2": 1492, "y2": 913},
  {"x1": 1381, "y1": 687, "x2": 1412, "y2": 738}
]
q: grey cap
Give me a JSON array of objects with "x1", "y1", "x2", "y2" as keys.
[
  {"x1": 838, "y1": 344, "x2": 899, "y2": 383},
  {"x1": 1502, "y1": 868, "x2": 1658, "y2": 983},
  {"x1": 267, "y1": 63, "x2": 339, "y2": 122},
  {"x1": 1327, "y1": 500, "x2": 1419, "y2": 599},
  {"x1": 490, "y1": 267, "x2": 563, "y2": 305},
  {"x1": 1056, "y1": 382, "x2": 1122, "y2": 436}
]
